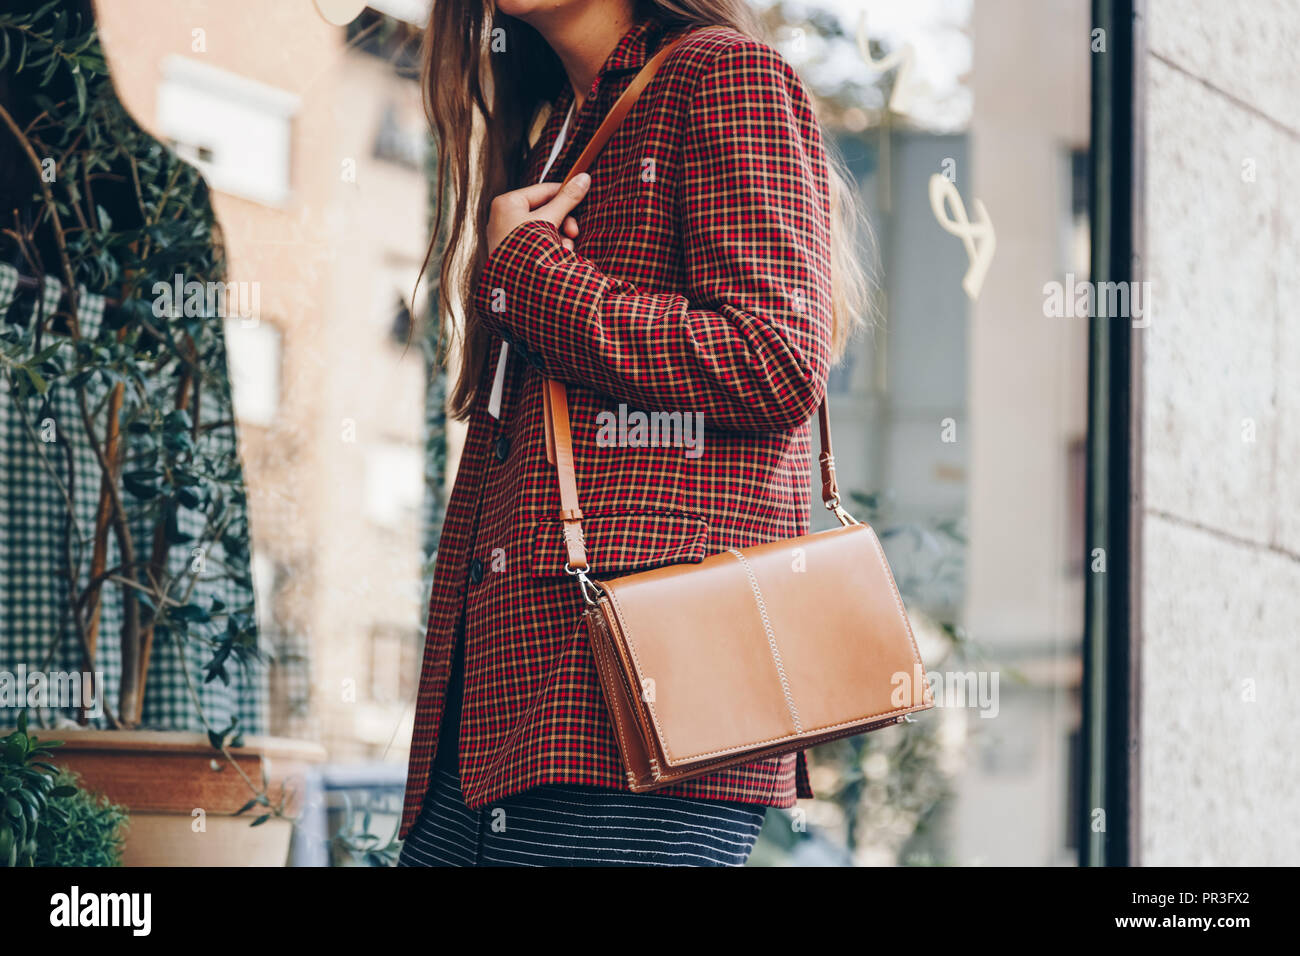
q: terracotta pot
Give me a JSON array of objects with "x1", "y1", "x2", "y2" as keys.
[{"x1": 43, "y1": 729, "x2": 326, "y2": 867}]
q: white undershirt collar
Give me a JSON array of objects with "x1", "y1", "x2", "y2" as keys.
[{"x1": 488, "y1": 100, "x2": 577, "y2": 420}]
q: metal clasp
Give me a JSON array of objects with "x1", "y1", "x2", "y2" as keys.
[
  {"x1": 565, "y1": 565, "x2": 604, "y2": 606},
  {"x1": 824, "y1": 495, "x2": 859, "y2": 527}
]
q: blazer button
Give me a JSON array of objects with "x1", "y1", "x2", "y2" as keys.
[
  {"x1": 468, "y1": 558, "x2": 484, "y2": 585},
  {"x1": 494, "y1": 436, "x2": 511, "y2": 462}
]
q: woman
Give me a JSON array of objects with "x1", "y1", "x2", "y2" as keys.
[{"x1": 399, "y1": 0, "x2": 867, "y2": 866}]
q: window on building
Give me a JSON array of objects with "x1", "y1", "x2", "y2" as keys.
[
  {"x1": 224, "y1": 318, "x2": 282, "y2": 427},
  {"x1": 363, "y1": 442, "x2": 424, "y2": 528},
  {"x1": 157, "y1": 56, "x2": 299, "y2": 206}
]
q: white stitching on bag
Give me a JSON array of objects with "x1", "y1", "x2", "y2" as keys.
[{"x1": 726, "y1": 549, "x2": 803, "y2": 734}]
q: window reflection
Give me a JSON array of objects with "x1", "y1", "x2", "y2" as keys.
[{"x1": 89, "y1": 0, "x2": 1089, "y2": 866}]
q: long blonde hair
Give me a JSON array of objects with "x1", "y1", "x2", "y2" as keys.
[{"x1": 419, "y1": 0, "x2": 871, "y2": 418}]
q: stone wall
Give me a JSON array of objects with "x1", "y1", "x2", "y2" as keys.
[{"x1": 1141, "y1": 0, "x2": 1300, "y2": 864}]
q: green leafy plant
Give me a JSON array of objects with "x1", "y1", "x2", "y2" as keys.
[
  {"x1": 34, "y1": 769, "x2": 127, "y2": 867},
  {"x1": 1, "y1": 1, "x2": 260, "y2": 729},
  {"x1": 0, "y1": 0, "x2": 284, "y2": 829},
  {"x1": 0, "y1": 712, "x2": 76, "y2": 866}
]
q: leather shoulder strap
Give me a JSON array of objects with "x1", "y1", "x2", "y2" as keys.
[
  {"x1": 541, "y1": 27, "x2": 844, "y2": 574},
  {"x1": 543, "y1": 27, "x2": 694, "y2": 573}
]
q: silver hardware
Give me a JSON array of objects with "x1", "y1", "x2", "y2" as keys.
[
  {"x1": 825, "y1": 496, "x2": 859, "y2": 527},
  {"x1": 566, "y1": 565, "x2": 604, "y2": 606}
]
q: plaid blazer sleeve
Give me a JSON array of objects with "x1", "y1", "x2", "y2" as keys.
[{"x1": 474, "y1": 41, "x2": 834, "y2": 431}]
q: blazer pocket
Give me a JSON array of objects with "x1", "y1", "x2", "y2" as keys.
[{"x1": 530, "y1": 510, "x2": 711, "y2": 577}]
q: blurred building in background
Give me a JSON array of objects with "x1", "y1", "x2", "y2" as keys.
[
  {"x1": 960, "y1": 0, "x2": 1090, "y2": 866},
  {"x1": 99, "y1": 0, "x2": 433, "y2": 768}
]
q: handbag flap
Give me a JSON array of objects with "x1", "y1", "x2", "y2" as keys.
[{"x1": 597, "y1": 523, "x2": 930, "y2": 766}]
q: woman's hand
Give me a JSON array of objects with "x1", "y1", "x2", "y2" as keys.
[{"x1": 486, "y1": 173, "x2": 591, "y2": 255}]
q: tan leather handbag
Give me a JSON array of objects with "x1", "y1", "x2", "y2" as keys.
[{"x1": 541, "y1": 31, "x2": 933, "y2": 793}]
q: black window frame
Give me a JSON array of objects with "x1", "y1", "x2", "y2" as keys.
[{"x1": 1079, "y1": 0, "x2": 1145, "y2": 867}]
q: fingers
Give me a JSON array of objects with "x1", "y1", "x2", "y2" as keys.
[
  {"x1": 559, "y1": 215, "x2": 580, "y2": 251},
  {"x1": 537, "y1": 172, "x2": 591, "y2": 226},
  {"x1": 487, "y1": 178, "x2": 585, "y2": 254},
  {"x1": 495, "y1": 180, "x2": 566, "y2": 211}
]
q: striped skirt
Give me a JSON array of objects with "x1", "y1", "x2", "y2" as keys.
[{"x1": 397, "y1": 768, "x2": 767, "y2": 867}]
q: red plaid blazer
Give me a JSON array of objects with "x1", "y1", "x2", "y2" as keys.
[{"x1": 400, "y1": 17, "x2": 833, "y2": 838}]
